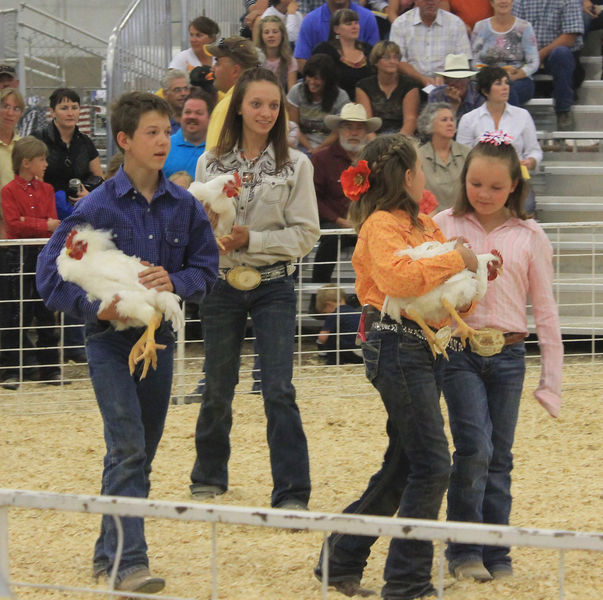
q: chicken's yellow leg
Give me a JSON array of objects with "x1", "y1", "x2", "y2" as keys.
[
  {"x1": 405, "y1": 308, "x2": 449, "y2": 360},
  {"x1": 215, "y1": 234, "x2": 233, "y2": 251},
  {"x1": 128, "y1": 312, "x2": 166, "y2": 379},
  {"x1": 441, "y1": 298, "x2": 477, "y2": 347}
]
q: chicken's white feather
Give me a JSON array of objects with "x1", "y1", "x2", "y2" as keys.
[
  {"x1": 57, "y1": 226, "x2": 184, "y2": 331},
  {"x1": 382, "y1": 241, "x2": 499, "y2": 324},
  {"x1": 188, "y1": 175, "x2": 238, "y2": 239}
]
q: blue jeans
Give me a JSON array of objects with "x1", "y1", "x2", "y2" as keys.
[
  {"x1": 442, "y1": 343, "x2": 525, "y2": 572},
  {"x1": 317, "y1": 326, "x2": 450, "y2": 600},
  {"x1": 191, "y1": 276, "x2": 311, "y2": 507},
  {"x1": 88, "y1": 320, "x2": 175, "y2": 581},
  {"x1": 543, "y1": 47, "x2": 576, "y2": 113},
  {"x1": 508, "y1": 77, "x2": 535, "y2": 106}
]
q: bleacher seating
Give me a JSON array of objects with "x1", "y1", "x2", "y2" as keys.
[{"x1": 524, "y1": 31, "x2": 603, "y2": 334}]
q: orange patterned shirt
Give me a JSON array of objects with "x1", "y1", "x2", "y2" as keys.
[{"x1": 352, "y1": 209, "x2": 466, "y2": 328}]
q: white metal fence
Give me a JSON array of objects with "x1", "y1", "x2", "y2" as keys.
[
  {"x1": 1, "y1": 489, "x2": 601, "y2": 600},
  {"x1": 105, "y1": 0, "x2": 243, "y2": 156},
  {"x1": 3, "y1": 4, "x2": 107, "y2": 100},
  {"x1": 0, "y1": 224, "x2": 602, "y2": 414}
]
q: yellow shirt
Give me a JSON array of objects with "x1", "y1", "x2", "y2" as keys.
[
  {"x1": 205, "y1": 86, "x2": 234, "y2": 153},
  {"x1": 352, "y1": 209, "x2": 466, "y2": 328}
]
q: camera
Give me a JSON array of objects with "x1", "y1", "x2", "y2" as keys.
[{"x1": 68, "y1": 178, "x2": 82, "y2": 198}]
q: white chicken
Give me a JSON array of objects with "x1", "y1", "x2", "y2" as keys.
[
  {"x1": 381, "y1": 241, "x2": 503, "y2": 359},
  {"x1": 188, "y1": 172, "x2": 242, "y2": 250},
  {"x1": 57, "y1": 226, "x2": 184, "y2": 378}
]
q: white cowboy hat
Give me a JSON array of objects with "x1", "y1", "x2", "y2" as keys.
[
  {"x1": 324, "y1": 103, "x2": 382, "y2": 133},
  {"x1": 434, "y1": 54, "x2": 475, "y2": 79}
]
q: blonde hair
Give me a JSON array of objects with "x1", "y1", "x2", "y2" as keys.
[
  {"x1": 168, "y1": 170, "x2": 194, "y2": 187},
  {"x1": 257, "y1": 15, "x2": 293, "y2": 90},
  {"x1": 0, "y1": 87, "x2": 25, "y2": 113},
  {"x1": 105, "y1": 152, "x2": 124, "y2": 178},
  {"x1": 12, "y1": 136, "x2": 47, "y2": 174},
  {"x1": 348, "y1": 134, "x2": 421, "y2": 233},
  {"x1": 316, "y1": 283, "x2": 346, "y2": 313}
]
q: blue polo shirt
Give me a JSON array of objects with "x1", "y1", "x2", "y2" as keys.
[
  {"x1": 294, "y1": 2, "x2": 380, "y2": 60},
  {"x1": 163, "y1": 129, "x2": 206, "y2": 178}
]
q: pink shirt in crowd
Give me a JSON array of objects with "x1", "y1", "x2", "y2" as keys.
[{"x1": 434, "y1": 208, "x2": 563, "y2": 418}]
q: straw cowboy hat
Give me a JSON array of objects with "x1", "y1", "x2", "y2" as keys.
[
  {"x1": 434, "y1": 54, "x2": 475, "y2": 79},
  {"x1": 324, "y1": 103, "x2": 382, "y2": 133}
]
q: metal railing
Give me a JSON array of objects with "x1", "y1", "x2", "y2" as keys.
[
  {"x1": 1, "y1": 224, "x2": 602, "y2": 414},
  {"x1": 10, "y1": 4, "x2": 107, "y2": 100},
  {"x1": 1, "y1": 489, "x2": 601, "y2": 600},
  {"x1": 105, "y1": 0, "x2": 242, "y2": 156}
]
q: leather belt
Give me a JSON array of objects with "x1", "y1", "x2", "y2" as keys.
[{"x1": 503, "y1": 332, "x2": 526, "y2": 346}]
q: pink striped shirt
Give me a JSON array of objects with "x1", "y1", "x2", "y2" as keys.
[{"x1": 434, "y1": 209, "x2": 563, "y2": 418}]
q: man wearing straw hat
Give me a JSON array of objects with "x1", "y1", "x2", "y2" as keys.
[
  {"x1": 428, "y1": 54, "x2": 484, "y2": 121},
  {"x1": 311, "y1": 103, "x2": 381, "y2": 284}
]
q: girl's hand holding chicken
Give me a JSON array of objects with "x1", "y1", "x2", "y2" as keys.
[
  {"x1": 216, "y1": 225, "x2": 249, "y2": 254},
  {"x1": 454, "y1": 238, "x2": 477, "y2": 273}
]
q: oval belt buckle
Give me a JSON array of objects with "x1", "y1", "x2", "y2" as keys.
[
  {"x1": 226, "y1": 265, "x2": 262, "y2": 291},
  {"x1": 469, "y1": 327, "x2": 505, "y2": 357}
]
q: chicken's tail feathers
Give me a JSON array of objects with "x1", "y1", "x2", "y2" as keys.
[
  {"x1": 156, "y1": 292, "x2": 185, "y2": 331},
  {"x1": 381, "y1": 296, "x2": 404, "y2": 323}
]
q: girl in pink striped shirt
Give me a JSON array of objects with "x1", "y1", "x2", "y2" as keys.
[{"x1": 434, "y1": 132, "x2": 563, "y2": 582}]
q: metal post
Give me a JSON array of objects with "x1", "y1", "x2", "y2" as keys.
[
  {"x1": 321, "y1": 532, "x2": 329, "y2": 600},
  {"x1": 16, "y1": 6, "x2": 26, "y2": 98},
  {"x1": 211, "y1": 522, "x2": 218, "y2": 600},
  {"x1": 0, "y1": 506, "x2": 13, "y2": 598}
]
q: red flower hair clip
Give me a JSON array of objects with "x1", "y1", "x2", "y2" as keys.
[{"x1": 341, "y1": 160, "x2": 371, "y2": 202}]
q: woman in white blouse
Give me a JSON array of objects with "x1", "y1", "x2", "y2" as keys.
[{"x1": 457, "y1": 66, "x2": 542, "y2": 172}]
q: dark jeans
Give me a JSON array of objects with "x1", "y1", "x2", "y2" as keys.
[
  {"x1": 191, "y1": 276, "x2": 311, "y2": 507},
  {"x1": 312, "y1": 224, "x2": 357, "y2": 283},
  {"x1": 88, "y1": 321, "x2": 175, "y2": 581},
  {"x1": 508, "y1": 77, "x2": 535, "y2": 106},
  {"x1": 543, "y1": 47, "x2": 576, "y2": 113},
  {"x1": 442, "y1": 343, "x2": 525, "y2": 572},
  {"x1": 317, "y1": 327, "x2": 450, "y2": 600},
  {"x1": 0, "y1": 245, "x2": 59, "y2": 379}
]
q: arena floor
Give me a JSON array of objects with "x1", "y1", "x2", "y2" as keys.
[{"x1": 1, "y1": 354, "x2": 602, "y2": 599}]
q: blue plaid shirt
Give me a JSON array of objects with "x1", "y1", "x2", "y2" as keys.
[
  {"x1": 36, "y1": 166, "x2": 219, "y2": 323},
  {"x1": 513, "y1": 0, "x2": 583, "y2": 52}
]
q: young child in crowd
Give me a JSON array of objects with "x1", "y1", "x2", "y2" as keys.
[
  {"x1": 315, "y1": 283, "x2": 362, "y2": 365},
  {"x1": 433, "y1": 131, "x2": 562, "y2": 581},
  {"x1": 256, "y1": 15, "x2": 298, "y2": 92},
  {"x1": 0, "y1": 136, "x2": 61, "y2": 389},
  {"x1": 168, "y1": 170, "x2": 194, "y2": 188},
  {"x1": 315, "y1": 133, "x2": 478, "y2": 599},
  {"x1": 36, "y1": 92, "x2": 218, "y2": 594}
]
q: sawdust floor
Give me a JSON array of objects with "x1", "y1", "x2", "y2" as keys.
[{"x1": 1, "y1": 357, "x2": 602, "y2": 600}]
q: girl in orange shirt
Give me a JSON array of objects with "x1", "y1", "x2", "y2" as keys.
[{"x1": 314, "y1": 133, "x2": 477, "y2": 600}]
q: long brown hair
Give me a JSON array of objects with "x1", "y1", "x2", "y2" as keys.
[
  {"x1": 214, "y1": 67, "x2": 290, "y2": 171},
  {"x1": 453, "y1": 140, "x2": 529, "y2": 219},
  {"x1": 349, "y1": 134, "x2": 422, "y2": 232},
  {"x1": 256, "y1": 15, "x2": 293, "y2": 91}
]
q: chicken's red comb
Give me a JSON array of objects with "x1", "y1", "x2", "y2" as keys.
[
  {"x1": 491, "y1": 249, "x2": 503, "y2": 263},
  {"x1": 223, "y1": 172, "x2": 242, "y2": 198},
  {"x1": 65, "y1": 229, "x2": 78, "y2": 248}
]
